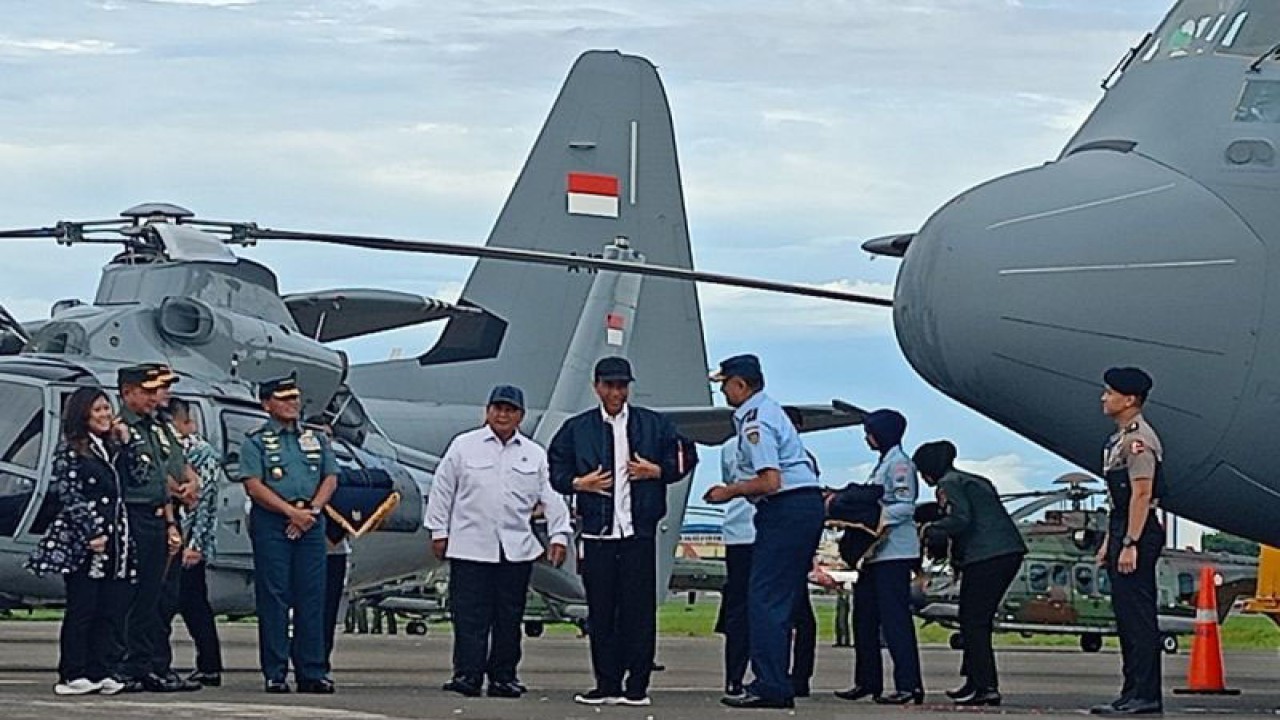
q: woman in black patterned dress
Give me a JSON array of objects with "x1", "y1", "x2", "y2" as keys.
[{"x1": 26, "y1": 386, "x2": 137, "y2": 696}]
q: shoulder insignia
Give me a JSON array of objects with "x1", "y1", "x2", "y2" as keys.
[
  {"x1": 746, "y1": 429, "x2": 760, "y2": 445},
  {"x1": 1125, "y1": 421, "x2": 1140, "y2": 433},
  {"x1": 743, "y1": 408, "x2": 759, "y2": 423},
  {"x1": 1130, "y1": 439, "x2": 1146, "y2": 455}
]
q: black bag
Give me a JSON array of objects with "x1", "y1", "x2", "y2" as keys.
[{"x1": 324, "y1": 466, "x2": 400, "y2": 544}]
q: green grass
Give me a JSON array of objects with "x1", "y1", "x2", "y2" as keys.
[{"x1": 9, "y1": 599, "x2": 1279, "y2": 650}]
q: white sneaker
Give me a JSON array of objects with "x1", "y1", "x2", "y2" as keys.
[
  {"x1": 54, "y1": 678, "x2": 102, "y2": 696},
  {"x1": 98, "y1": 677, "x2": 125, "y2": 696},
  {"x1": 614, "y1": 695, "x2": 652, "y2": 706}
]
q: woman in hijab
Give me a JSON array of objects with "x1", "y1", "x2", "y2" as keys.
[
  {"x1": 914, "y1": 440, "x2": 1026, "y2": 707},
  {"x1": 26, "y1": 386, "x2": 136, "y2": 696},
  {"x1": 835, "y1": 409, "x2": 924, "y2": 705}
]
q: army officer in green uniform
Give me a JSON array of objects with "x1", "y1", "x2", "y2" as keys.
[{"x1": 236, "y1": 374, "x2": 339, "y2": 694}]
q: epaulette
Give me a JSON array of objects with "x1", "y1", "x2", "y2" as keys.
[
  {"x1": 744, "y1": 408, "x2": 759, "y2": 423},
  {"x1": 1124, "y1": 421, "x2": 1140, "y2": 433}
]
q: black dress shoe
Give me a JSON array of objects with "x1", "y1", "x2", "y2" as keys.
[
  {"x1": 265, "y1": 679, "x2": 291, "y2": 693},
  {"x1": 875, "y1": 689, "x2": 925, "y2": 705},
  {"x1": 792, "y1": 683, "x2": 810, "y2": 698},
  {"x1": 1093, "y1": 699, "x2": 1162, "y2": 715},
  {"x1": 188, "y1": 671, "x2": 221, "y2": 687},
  {"x1": 721, "y1": 693, "x2": 795, "y2": 709},
  {"x1": 946, "y1": 682, "x2": 976, "y2": 700},
  {"x1": 165, "y1": 672, "x2": 203, "y2": 692},
  {"x1": 487, "y1": 681, "x2": 523, "y2": 698},
  {"x1": 141, "y1": 673, "x2": 179, "y2": 693},
  {"x1": 298, "y1": 678, "x2": 336, "y2": 694},
  {"x1": 724, "y1": 682, "x2": 745, "y2": 699},
  {"x1": 120, "y1": 677, "x2": 147, "y2": 694},
  {"x1": 834, "y1": 686, "x2": 880, "y2": 701},
  {"x1": 955, "y1": 690, "x2": 1001, "y2": 707},
  {"x1": 443, "y1": 677, "x2": 482, "y2": 697}
]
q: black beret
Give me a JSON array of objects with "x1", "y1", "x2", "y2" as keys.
[{"x1": 1104, "y1": 366, "x2": 1153, "y2": 399}]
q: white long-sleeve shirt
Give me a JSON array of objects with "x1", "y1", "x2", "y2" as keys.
[{"x1": 426, "y1": 425, "x2": 571, "y2": 563}]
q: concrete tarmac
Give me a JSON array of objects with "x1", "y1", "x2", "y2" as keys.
[{"x1": 1, "y1": 622, "x2": 1278, "y2": 718}]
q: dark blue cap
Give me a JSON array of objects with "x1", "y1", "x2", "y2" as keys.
[
  {"x1": 487, "y1": 384, "x2": 525, "y2": 410},
  {"x1": 709, "y1": 354, "x2": 763, "y2": 383},
  {"x1": 594, "y1": 357, "x2": 635, "y2": 383},
  {"x1": 1104, "y1": 366, "x2": 1153, "y2": 399},
  {"x1": 258, "y1": 372, "x2": 301, "y2": 400}
]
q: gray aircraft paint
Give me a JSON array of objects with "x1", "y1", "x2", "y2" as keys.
[{"x1": 891, "y1": 0, "x2": 1280, "y2": 543}]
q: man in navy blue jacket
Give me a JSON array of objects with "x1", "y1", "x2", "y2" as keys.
[{"x1": 550, "y1": 357, "x2": 696, "y2": 708}]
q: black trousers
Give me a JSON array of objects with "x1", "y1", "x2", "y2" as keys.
[
  {"x1": 168, "y1": 561, "x2": 223, "y2": 673},
  {"x1": 853, "y1": 558, "x2": 923, "y2": 694},
  {"x1": 59, "y1": 569, "x2": 131, "y2": 682},
  {"x1": 324, "y1": 553, "x2": 348, "y2": 666},
  {"x1": 124, "y1": 509, "x2": 179, "y2": 678},
  {"x1": 718, "y1": 544, "x2": 819, "y2": 692},
  {"x1": 1109, "y1": 522, "x2": 1164, "y2": 704},
  {"x1": 957, "y1": 553, "x2": 1022, "y2": 692},
  {"x1": 582, "y1": 537, "x2": 657, "y2": 696},
  {"x1": 449, "y1": 557, "x2": 534, "y2": 684}
]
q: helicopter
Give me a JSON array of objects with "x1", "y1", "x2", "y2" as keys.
[
  {"x1": 912, "y1": 473, "x2": 1260, "y2": 655},
  {"x1": 0, "y1": 51, "x2": 862, "y2": 615}
]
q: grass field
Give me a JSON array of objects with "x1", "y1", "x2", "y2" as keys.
[{"x1": 7, "y1": 598, "x2": 1279, "y2": 651}]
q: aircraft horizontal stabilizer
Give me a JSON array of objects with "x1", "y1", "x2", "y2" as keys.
[
  {"x1": 861, "y1": 233, "x2": 915, "y2": 258},
  {"x1": 283, "y1": 288, "x2": 482, "y2": 342},
  {"x1": 662, "y1": 400, "x2": 865, "y2": 446}
]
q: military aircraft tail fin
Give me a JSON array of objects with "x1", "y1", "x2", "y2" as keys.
[{"x1": 352, "y1": 50, "x2": 711, "y2": 414}]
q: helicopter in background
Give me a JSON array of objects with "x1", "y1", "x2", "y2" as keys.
[{"x1": 913, "y1": 474, "x2": 1259, "y2": 654}]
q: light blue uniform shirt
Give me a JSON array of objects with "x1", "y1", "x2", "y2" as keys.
[
  {"x1": 719, "y1": 438, "x2": 756, "y2": 545},
  {"x1": 863, "y1": 444, "x2": 921, "y2": 564},
  {"x1": 733, "y1": 391, "x2": 819, "y2": 495}
]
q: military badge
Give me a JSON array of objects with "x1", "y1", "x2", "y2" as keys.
[
  {"x1": 271, "y1": 467, "x2": 284, "y2": 480},
  {"x1": 299, "y1": 431, "x2": 322, "y2": 452},
  {"x1": 1131, "y1": 439, "x2": 1146, "y2": 455},
  {"x1": 746, "y1": 429, "x2": 760, "y2": 445}
]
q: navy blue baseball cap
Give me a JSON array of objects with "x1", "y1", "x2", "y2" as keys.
[
  {"x1": 709, "y1": 354, "x2": 764, "y2": 383},
  {"x1": 594, "y1": 357, "x2": 635, "y2": 383},
  {"x1": 488, "y1": 384, "x2": 525, "y2": 410}
]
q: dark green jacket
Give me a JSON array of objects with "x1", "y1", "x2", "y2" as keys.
[{"x1": 931, "y1": 469, "x2": 1027, "y2": 568}]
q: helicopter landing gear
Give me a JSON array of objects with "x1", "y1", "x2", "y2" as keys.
[
  {"x1": 406, "y1": 620, "x2": 428, "y2": 636},
  {"x1": 1080, "y1": 632, "x2": 1103, "y2": 653},
  {"x1": 523, "y1": 621, "x2": 545, "y2": 638},
  {"x1": 1161, "y1": 633, "x2": 1179, "y2": 655},
  {"x1": 948, "y1": 632, "x2": 965, "y2": 651}
]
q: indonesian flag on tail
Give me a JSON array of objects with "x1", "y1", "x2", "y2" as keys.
[
  {"x1": 606, "y1": 312, "x2": 625, "y2": 346},
  {"x1": 567, "y1": 172, "x2": 620, "y2": 218}
]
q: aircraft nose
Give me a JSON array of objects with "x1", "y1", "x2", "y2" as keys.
[{"x1": 892, "y1": 149, "x2": 1265, "y2": 489}]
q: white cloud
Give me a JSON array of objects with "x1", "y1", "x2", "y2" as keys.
[
  {"x1": 698, "y1": 279, "x2": 894, "y2": 337},
  {"x1": 0, "y1": 37, "x2": 134, "y2": 56},
  {"x1": 140, "y1": 0, "x2": 258, "y2": 6}
]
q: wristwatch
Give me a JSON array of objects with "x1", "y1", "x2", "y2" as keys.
[{"x1": 1121, "y1": 535, "x2": 1137, "y2": 548}]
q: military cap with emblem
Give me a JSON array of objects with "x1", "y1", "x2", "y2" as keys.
[
  {"x1": 148, "y1": 363, "x2": 179, "y2": 386},
  {"x1": 258, "y1": 372, "x2": 302, "y2": 400},
  {"x1": 487, "y1": 384, "x2": 525, "y2": 411},
  {"x1": 708, "y1": 354, "x2": 764, "y2": 383},
  {"x1": 594, "y1": 356, "x2": 635, "y2": 383},
  {"x1": 1104, "y1": 366, "x2": 1153, "y2": 400},
  {"x1": 117, "y1": 363, "x2": 167, "y2": 390}
]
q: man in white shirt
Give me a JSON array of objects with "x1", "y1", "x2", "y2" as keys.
[{"x1": 426, "y1": 385, "x2": 571, "y2": 699}]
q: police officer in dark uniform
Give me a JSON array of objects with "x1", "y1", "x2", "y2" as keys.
[
  {"x1": 1091, "y1": 367, "x2": 1164, "y2": 716},
  {"x1": 117, "y1": 364, "x2": 200, "y2": 693},
  {"x1": 236, "y1": 374, "x2": 340, "y2": 694}
]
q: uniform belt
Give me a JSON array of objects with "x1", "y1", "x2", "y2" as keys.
[{"x1": 754, "y1": 486, "x2": 821, "y2": 506}]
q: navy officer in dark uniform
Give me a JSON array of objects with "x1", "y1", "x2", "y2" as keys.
[
  {"x1": 1091, "y1": 367, "x2": 1164, "y2": 716},
  {"x1": 704, "y1": 354, "x2": 824, "y2": 710},
  {"x1": 236, "y1": 374, "x2": 339, "y2": 694}
]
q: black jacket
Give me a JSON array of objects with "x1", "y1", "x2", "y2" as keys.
[{"x1": 549, "y1": 406, "x2": 697, "y2": 538}]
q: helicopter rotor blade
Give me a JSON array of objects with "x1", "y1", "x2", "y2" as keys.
[
  {"x1": 0, "y1": 227, "x2": 61, "y2": 239},
  {"x1": 248, "y1": 228, "x2": 895, "y2": 308}
]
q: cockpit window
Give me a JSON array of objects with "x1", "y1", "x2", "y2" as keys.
[
  {"x1": 1217, "y1": 1, "x2": 1280, "y2": 56},
  {"x1": 1138, "y1": 0, "x2": 1280, "y2": 62},
  {"x1": 0, "y1": 381, "x2": 44, "y2": 470},
  {"x1": 1235, "y1": 80, "x2": 1280, "y2": 123}
]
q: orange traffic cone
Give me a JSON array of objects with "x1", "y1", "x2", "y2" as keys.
[{"x1": 1173, "y1": 565, "x2": 1240, "y2": 695}]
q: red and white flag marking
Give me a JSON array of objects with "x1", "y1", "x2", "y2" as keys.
[
  {"x1": 606, "y1": 312, "x2": 625, "y2": 346},
  {"x1": 567, "y1": 172, "x2": 619, "y2": 218}
]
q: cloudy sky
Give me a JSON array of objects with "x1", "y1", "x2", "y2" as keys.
[{"x1": 2, "y1": 0, "x2": 1203, "y2": 541}]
